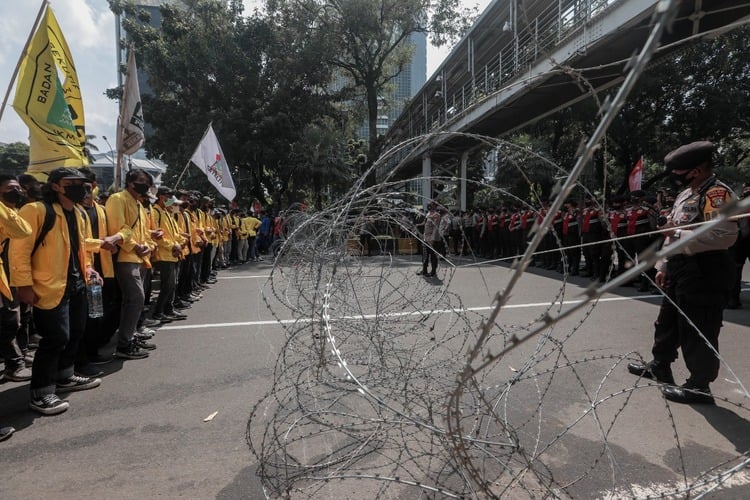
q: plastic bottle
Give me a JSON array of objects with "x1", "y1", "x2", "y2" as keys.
[{"x1": 87, "y1": 283, "x2": 104, "y2": 318}]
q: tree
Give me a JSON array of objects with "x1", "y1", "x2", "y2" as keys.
[
  {"x1": 266, "y1": 0, "x2": 477, "y2": 180},
  {"x1": 108, "y1": 0, "x2": 342, "y2": 206},
  {"x1": 0, "y1": 142, "x2": 30, "y2": 176}
]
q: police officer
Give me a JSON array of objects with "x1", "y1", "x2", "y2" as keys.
[{"x1": 627, "y1": 141, "x2": 737, "y2": 404}]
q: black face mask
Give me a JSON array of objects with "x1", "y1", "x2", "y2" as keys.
[
  {"x1": 63, "y1": 185, "x2": 87, "y2": 203},
  {"x1": 669, "y1": 170, "x2": 693, "y2": 187},
  {"x1": 132, "y1": 183, "x2": 150, "y2": 196},
  {"x1": 2, "y1": 190, "x2": 23, "y2": 205}
]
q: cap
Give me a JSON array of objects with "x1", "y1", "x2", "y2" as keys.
[
  {"x1": 664, "y1": 141, "x2": 713, "y2": 171},
  {"x1": 156, "y1": 186, "x2": 173, "y2": 197},
  {"x1": 47, "y1": 167, "x2": 87, "y2": 184}
]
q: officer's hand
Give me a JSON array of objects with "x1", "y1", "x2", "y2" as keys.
[
  {"x1": 656, "y1": 270, "x2": 667, "y2": 288},
  {"x1": 17, "y1": 286, "x2": 38, "y2": 306},
  {"x1": 100, "y1": 235, "x2": 121, "y2": 252},
  {"x1": 87, "y1": 267, "x2": 103, "y2": 285}
]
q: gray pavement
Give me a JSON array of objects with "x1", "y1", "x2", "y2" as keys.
[{"x1": 1, "y1": 255, "x2": 749, "y2": 499}]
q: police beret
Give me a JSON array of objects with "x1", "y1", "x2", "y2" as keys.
[
  {"x1": 47, "y1": 167, "x2": 87, "y2": 184},
  {"x1": 664, "y1": 141, "x2": 713, "y2": 171}
]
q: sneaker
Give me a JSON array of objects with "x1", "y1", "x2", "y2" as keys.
[
  {"x1": 151, "y1": 313, "x2": 173, "y2": 323},
  {"x1": 173, "y1": 301, "x2": 191, "y2": 309},
  {"x1": 134, "y1": 331, "x2": 154, "y2": 341},
  {"x1": 134, "y1": 338, "x2": 157, "y2": 351},
  {"x1": 137, "y1": 326, "x2": 157, "y2": 336},
  {"x1": 142, "y1": 318, "x2": 161, "y2": 328},
  {"x1": 115, "y1": 343, "x2": 150, "y2": 360},
  {"x1": 30, "y1": 394, "x2": 69, "y2": 415},
  {"x1": 165, "y1": 312, "x2": 187, "y2": 320},
  {"x1": 0, "y1": 426, "x2": 14, "y2": 442},
  {"x1": 3, "y1": 366, "x2": 32, "y2": 382},
  {"x1": 89, "y1": 353, "x2": 114, "y2": 365},
  {"x1": 56, "y1": 375, "x2": 101, "y2": 393},
  {"x1": 75, "y1": 364, "x2": 105, "y2": 378}
]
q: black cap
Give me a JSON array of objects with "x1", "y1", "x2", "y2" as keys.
[
  {"x1": 156, "y1": 186, "x2": 173, "y2": 197},
  {"x1": 47, "y1": 167, "x2": 87, "y2": 184},
  {"x1": 664, "y1": 141, "x2": 713, "y2": 171}
]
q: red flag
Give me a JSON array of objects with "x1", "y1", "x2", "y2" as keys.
[{"x1": 628, "y1": 156, "x2": 643, "y2": 192}]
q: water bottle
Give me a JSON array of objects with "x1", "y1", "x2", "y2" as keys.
[{"x1": 87, "y1": 283, "x2": 104, "y2": 318}]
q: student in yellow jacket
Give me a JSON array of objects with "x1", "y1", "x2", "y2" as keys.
[
  {"x1": 104, "y1": 169, "x2": 154, "y2": 361},
  {"x1": 77, "y1": 167, "x2": 124, "y2": 369},
  {"x1": 10, "y1": 168, "x2": 103, "y2": 415},
  {"x1": 0, "y1": 175, "x2": 32, "y2": 383},
  {"x1": 242, "y1": 213, "x2": 262, "y2": 262},
  {"x1": 151, "y1": 187, "x2": 187, "y2": 322}
]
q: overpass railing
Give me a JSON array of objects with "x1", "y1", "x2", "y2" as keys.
[{"x1": 398, "y1": 0, "x2": 621, "y2": 140}]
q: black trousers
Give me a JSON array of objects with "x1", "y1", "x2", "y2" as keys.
[
  {"x1": 651, "y1": 251, "x2": 733, "y2": 387},
  {"x1": 31, "y1": 287, "x2": 87, "y2": 397}
]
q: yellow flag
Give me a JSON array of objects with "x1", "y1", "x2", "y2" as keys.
[{"x1": 12, "y1": 6, "x2": 88, "y2": 178}]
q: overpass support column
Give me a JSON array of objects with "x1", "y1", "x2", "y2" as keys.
[
  {"x1": 422, "y1": 154, "x2": 432, "y2": 208},
  {"x1": 460, "y1": 151, "x2": 468, "y2": 211}
]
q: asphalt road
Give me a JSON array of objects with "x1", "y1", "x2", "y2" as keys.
[{"x1": 1, "y1": 254, "x2": 749, "y2": 499}]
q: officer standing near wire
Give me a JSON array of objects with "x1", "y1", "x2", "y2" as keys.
[{"x1": 627, "y1": 141, "x2": 737, "y2": 404}]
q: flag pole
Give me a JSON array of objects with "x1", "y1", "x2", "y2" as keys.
[
  {"x1": 175, "y1": 122, "x2": 213, "y2": 188},
  {"x1": 174, "y1": 159, "x2": 193, "y2": 189},
  {"x1": 0, "y1": 0, "x2": 48, "y2": 126}
]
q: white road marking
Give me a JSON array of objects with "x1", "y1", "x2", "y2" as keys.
[{"x1": 160, "y1": 294, "x2": 662, "y2": 331}]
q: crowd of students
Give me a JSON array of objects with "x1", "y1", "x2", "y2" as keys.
[{"x1": 0, "y1": 166, "x2": 280, "y2": 440}]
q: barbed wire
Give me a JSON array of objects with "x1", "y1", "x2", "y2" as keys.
[{"x1": 247, "y1": 2, "x2": 750, "y2": 498}]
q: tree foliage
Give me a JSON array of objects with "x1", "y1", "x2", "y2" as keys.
[
  {"x1": 265, "y1": 0, "x2": 477, "y2": 178},
  {"x1": 496, "y1": 26, "x2": 750, "y2": 198},
  {"x1": 0, "y1": 142, "x2": 30, "y2": 176}
]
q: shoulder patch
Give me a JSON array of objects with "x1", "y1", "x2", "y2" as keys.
[{"x1": 705, "y1": 186, "x2": 729, "y2": 208}]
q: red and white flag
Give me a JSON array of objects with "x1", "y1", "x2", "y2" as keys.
[
  {"x1": 628, "y1": 156, "x2": 643, "y2": 192},
  {"x1": 190, "y1": 124, "x2": 236, "y2": 201}
]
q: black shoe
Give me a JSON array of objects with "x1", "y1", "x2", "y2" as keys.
[
  {"x1": 627, "y1": 360, "x2": 675, "y2": 385},
  {"x1": 115, "y1": 343, "x2": 149, "y2": 360},
  {"x1": 165, "y1": 312, "x2": 187, "y2": 320},
  {"x1": 0, "y1": 426, "x2": 14, "y2": 442},
  {"x1": 56, "y1": 375, "x2": 101, "y2": 393},
  {"x1": 89, "y1": 353, "x2": 114, "y2": 365},
  {"x1": 152, "y1": 313, "x2": 173, "y2": 323},
  {"x1": 75, "y1": 364, "x2": 105, "y2": 378},
  {"x1": 29, "y1": 394, "x2": 69, "y2": 415},
  {"x1": 416, "y1": 270, "x2": 427, "y2": 276},
  {"x1": 134, "y1": 338, "x2": 157, "y2": 351},
  {"x1": 173, "y1": 301, "x2": 191, "y2": 309},
  {"x1": 426, "y1": 271, "x2": 436, "y2": 277},
  {"x1": 662, "y1": 383, "x2": 715, "y2": 405}
]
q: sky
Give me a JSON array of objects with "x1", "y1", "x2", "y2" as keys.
[{"x1": 0, "y1": 0, "x2": 491, "y2": 152}]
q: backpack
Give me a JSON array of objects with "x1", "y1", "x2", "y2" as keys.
[{"x1": 31, "y1": 201, "x2": 56, "y2": 256}]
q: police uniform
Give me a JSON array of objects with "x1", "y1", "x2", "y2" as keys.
[{"x1": 628, "y1": 141, "x2": 737, "y2": 404}]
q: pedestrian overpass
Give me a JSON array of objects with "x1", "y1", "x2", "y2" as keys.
[{"x1": 378, "y1": 0, "x2": 750, "y2": 206}]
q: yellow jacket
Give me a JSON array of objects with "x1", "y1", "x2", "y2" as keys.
[
  {"x1": 82, "y1": 202, "x2": 118, "y2": 279},
  {"x1": 152, "y1": 205, "x2": 184, "y2": 263},
  {"x1": 0, "y1": 202, "x2": 32, "y2": 300},
  {"x1": 10, "y1": 201, "x2": 93, "y2": 310},
  {"x1": 105, "y1": 190, "x2": 151, "y2": 268},
  {"x1": 241, "y1": 216, "x2": 262, "y2": 237}
]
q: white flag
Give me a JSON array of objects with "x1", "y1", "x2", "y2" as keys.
[
  {"x1": 118, "y1": 48, "x2": 145, "y2": 155},
  {"x1": 190, "y1": 124, "x2": 236, "y2": 201}
]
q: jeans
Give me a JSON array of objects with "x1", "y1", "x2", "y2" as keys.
[
  {"x1": 31, "y1": 288, "x2": 87, "y2": 398},
  {"x1": 154, "y1": 261, "x2": 177, "y2": 315},
  {"x1": 115, "y1": 262, "x2": 145, "y2": 348}
]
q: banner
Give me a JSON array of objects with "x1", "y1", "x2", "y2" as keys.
[
  {"x1": 628, "y1": 156, "x2": 643, "y2": 192},
  {"x1": 118, "y1": 47, "x2": 145, "y2": 155},
  {"x1": 190, "y1": 124, "x2": 236, "y2": 201},
  {"x1": 12, "y1": 6, "x2": 87, "y2": 177}
]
